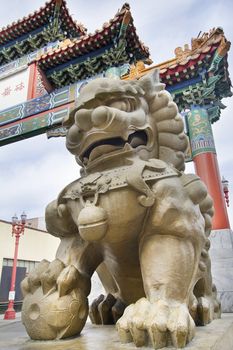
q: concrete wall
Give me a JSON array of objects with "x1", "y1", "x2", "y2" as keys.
[{"x1": 209, "y1": 229, "x2": 233, "y2": 312}]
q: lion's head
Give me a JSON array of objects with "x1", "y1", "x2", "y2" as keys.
[{"x1": 64, "y1": 70, "x2": 188, "y2": 173}]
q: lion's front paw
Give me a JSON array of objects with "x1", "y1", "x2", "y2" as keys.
[
  {"x1": 195, "y1": 296, "x2": 221, "y2": 326},
  {"x1": 21, "y1": 259, "x2": 90, "y2": 340},
  {"x1": 116, "y1": 298, "x2": 195, "y2": 349}
]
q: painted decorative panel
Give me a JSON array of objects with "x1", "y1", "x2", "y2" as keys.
[
  {"x1": 187, "y1": 107, "x2": 216, "y2": 157},
  {"x1": 0, "y1": 84, "x2": 75, "y2": 127},
  {"x1": 0, "y1": 107, "x2": 70, "y2": 145},
  {"x1": 0, "y1": 67, "x2": 29, "y2": 110}
]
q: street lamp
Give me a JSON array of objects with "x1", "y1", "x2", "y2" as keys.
[
  {"x1": 4, "y1": 212, "x2": 27, "y2": 320},
  {"x1": 222, "y1": 176, "x2": 230, "y2": 207}
]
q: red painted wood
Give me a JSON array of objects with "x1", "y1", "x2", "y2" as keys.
[
  {"x1": 27, "y1": 63, "x2": 37, "y2": 100},
  {"x1": 194, "y1": 152, "x2": 230, "y2": 230}
]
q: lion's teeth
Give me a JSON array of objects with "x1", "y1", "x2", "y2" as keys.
[{"x1": 123, "y1": 143, "x2": 132, "y2": 151}]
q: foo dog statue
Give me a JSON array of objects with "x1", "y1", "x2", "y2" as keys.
[{"x1": 21, "y1": 70, "x2": 220, "y2": 348}]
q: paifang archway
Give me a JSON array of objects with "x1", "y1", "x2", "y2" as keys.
[{"x1": 0, "y1": 1, "x2": 231, "y2": 231}]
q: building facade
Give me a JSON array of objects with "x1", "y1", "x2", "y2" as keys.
[{"x1": 0, "y1": 219, "x2": 59, "y2": 303}]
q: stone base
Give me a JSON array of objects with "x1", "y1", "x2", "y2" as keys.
[
  {"x1": 209, "y1": 229, "x2": 233, "y2": 312},
  {"x1": 2, "y1": 314, "x2": 231, "y2": 350}
]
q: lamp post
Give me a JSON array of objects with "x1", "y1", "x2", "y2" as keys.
[
  {"x1": 4, "y1": 212, "x2": 27, "y2": 320},
  {"x1": 222, "y1": 176, "x2": 230, "y2": 207}
]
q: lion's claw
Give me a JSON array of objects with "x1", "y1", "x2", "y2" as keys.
[
  {"x1": 117, "y1": 298, "x2": 195, "y2": 349},
  {"x1": 89, "y1": 293, "x2": 126, "y2": 325},
  {"x1": 21, "y1": 259, "x2": 89, "y2": 340}
]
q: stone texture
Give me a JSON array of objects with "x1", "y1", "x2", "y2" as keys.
[
  {"x1": 21, "y1": 71, "x2": 221, "y2": 348},
  {"x1": 209, "y1": 229, "x2": 233, "y2": 312},
  {"x1": 0, "y1": 315, "x2": 233, "y2": 350}
]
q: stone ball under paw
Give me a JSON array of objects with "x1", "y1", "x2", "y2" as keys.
[{"x1": 21, "y1": 287, "x2": 88, "y2": 340}]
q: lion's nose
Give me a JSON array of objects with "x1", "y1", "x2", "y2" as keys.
[
  {"x1": 75, "y1": 109, "x2": 92, "y2": 131},
  {"x1": 91, "y1": 106, "x2": 109, "y2": 127}
]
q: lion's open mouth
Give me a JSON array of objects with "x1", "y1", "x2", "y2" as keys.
[{"x1": 81, "y1": 130, "x2": 148, "y2": 163}]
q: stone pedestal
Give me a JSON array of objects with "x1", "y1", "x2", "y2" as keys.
[
  {"x1": 209, "y1": 229, "x2": 233, "y2": 312},
  {"x1": 8, "y1": 314, "x2": 232, "y2": 350}
]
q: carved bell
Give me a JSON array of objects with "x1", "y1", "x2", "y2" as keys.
[{"x1": 77, "y1": 205, "x2": 108, "y2": 241}]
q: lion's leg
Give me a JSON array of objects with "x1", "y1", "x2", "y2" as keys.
[
  {"x1": 117, "y1": 235, "x2": 197, "y2": 348},
  {"x1": 21, "y1": 232, "x2": 103, "y2": 340},
  {"x1": 141, "y1": 178, "x2": 206, "y2": 304},
  {"x1": 180, "y1": 176, "x2": 221, "y2": 325},
  {"x1": 140, "y1": 235, "x2": 196, "y2": 304},
  {"x1": 191, "y1": 241, "x2": 221, "y2": 326},
  {"x1": 117, "y1": 178, "x2": 206, "y2": 349}
]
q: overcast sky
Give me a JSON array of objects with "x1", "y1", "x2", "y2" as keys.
[{"x1": 0, "y1": 0, "x2": 232, "y2": 228}]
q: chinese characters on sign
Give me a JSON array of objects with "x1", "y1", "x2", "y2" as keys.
[
  {"x1": 1, "y1": 82, "x2": 25, "y2": 97},
  {"x1": 1, "y1": 86, "x2": 12, "y2": 96},
  {"x1": 0, "y1": 68, "x2": 29, "y2": 110},
  {"x1": 15, "y1": 82, "x2": 25, "y2": 91}
]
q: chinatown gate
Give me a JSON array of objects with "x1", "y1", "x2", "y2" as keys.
[{"x1": 0, "y1": 1, "x2": 232, "y2": 310}]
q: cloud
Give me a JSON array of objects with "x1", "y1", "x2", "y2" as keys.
[{"x1": 0, "y1": 135, "x2": 79, "y2": 219}]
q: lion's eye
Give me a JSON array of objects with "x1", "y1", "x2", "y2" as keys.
[{"x1": 106, "y1": 98, "x2": 137, "y2": 112}]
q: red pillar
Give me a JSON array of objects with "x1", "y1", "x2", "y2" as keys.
[
  {"x1": 27, "y1": 63, "x2": 37, "y2": 100},
  {"x1": 187, "y1": 106, "x2": 230, "y2": 230},
  {"x1": 194, "y1": 153, "x2": 230, "y2": 229},
  {"x1": 4, "y1": 232, "x2": 20, "y2": 319}
]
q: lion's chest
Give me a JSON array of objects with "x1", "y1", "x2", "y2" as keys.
[
  {"x1": 62, "y1": 161, "x2": 179, "y2": 243},
  {"x1": 67, "y1": 188, "x2": 146, "y2": 243}
]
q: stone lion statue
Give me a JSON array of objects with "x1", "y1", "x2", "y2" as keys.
[{"x1": 21, "y1": 70, "x2": 220, "y2": 348}]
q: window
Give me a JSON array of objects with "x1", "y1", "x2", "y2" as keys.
[{"x1": 3, "y1": 258, "x2": 40, "y2": 274}]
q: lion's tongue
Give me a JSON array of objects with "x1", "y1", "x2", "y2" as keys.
[
  {"x1": 89, "y1": 145, "x2": 122, "y2": 161},
  {"x1": 128, "y1": 131, "x2": 147, "y2": 148}
]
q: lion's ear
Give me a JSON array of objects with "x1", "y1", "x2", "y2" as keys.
[
  {"x1": 138, "y1": 69, "x2": 165, "y2": 94},
  {"x1": 63, "y1": 107, "x2": 76, "y2": 128},
  {"x1": 138, "y1": 69, "x2": 159, "y2": 89}
]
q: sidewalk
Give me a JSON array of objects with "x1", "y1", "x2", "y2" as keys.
[
  {"x1": 0, "y1": 312, "x2": 21, "y2": 327},
  {"x1": 0, "y1": 313, "x2": 232, "y2": 350}
]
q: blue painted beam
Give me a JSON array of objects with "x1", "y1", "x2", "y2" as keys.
[
  {"x1": 166, "y1": 75, "x2": 203, "y2": 93},
  {"x1": 0, "y1": 24, "x2": 49, "y2": 50},
  {"x1": 45, "y1": 43, "x2": 114, "y2": 75}
]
